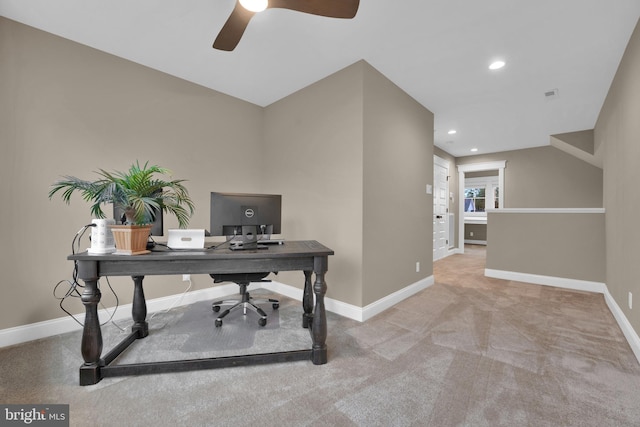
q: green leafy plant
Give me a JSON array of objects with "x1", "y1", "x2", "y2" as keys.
[{"x1": 49, "y1": 161, "x2": 195, "y2": 227}]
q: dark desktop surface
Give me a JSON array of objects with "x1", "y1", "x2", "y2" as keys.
[{"x1": 69, "y1": 240, "x2": 333, "y2": 261}]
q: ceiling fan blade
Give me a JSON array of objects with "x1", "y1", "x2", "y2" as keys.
[
  {"x1": 268, "y1": 0, "x2": 359, "y2": 19},
  {"x1": 213, "y1": 2, "x2": 256, "y2": 51}
]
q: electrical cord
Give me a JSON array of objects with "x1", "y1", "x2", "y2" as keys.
[
  {"x1": 207, "y1": 235, "x2": 234, "y2": 250},
  {"x1": 147, "y1": 277, "x2": 193, "y2": 330},
  {"x1": 57, "y1": 224, "x2": 201, "y2": 332},
  {"x1": 206, "y1": 228, "x2": 241, "y2": 250},
  {"x1": 53, "y1": 223, "x2": 121, "y2": 328}
]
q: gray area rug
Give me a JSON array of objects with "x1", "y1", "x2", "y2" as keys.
[{"x1": 105, "y1": 290, "x2": 311, "y2": 364}]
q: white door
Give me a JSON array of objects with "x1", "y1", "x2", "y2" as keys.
[{"x1": 433, "y1": 156, "x2": 449, "y2": 261}]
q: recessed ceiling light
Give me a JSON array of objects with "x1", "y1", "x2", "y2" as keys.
[
  {"x1": 489, "y1": 61, "x2": 505, "y2": 70},
  {"x1": 448, "y1": 130, "x2": 457, "y2": 135},
  {"x1": 470, "y1": 148, "x2": 479, "y2": 152}
]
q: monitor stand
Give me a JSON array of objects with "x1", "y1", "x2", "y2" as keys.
[{"x1": 229, "y1": 226, "x2": 268, "y2": 251}]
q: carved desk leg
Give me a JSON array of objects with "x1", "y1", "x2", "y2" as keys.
[
  {"x1": 302, "y1": 270, "x2": 313, "y2": 329},
  {"x1": 78, "y1": 260, "x2": 104, "y2": 385},
  {"x1": 311, "y1": 256, "x2": 328, "y2": 365},
  {"x1": 131, "y1": 276, "x2": 149, "y2": 338}
]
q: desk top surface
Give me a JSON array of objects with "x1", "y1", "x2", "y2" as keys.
[{"x1": 69, "y1": 240, "x2": 333, "y2": 262}]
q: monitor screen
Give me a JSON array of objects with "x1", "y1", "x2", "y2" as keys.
[{"x1": 210, "y1": 192, "x2": 281, "y2": 237}]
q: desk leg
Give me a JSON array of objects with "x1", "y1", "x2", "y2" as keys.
[
  {"x1": 311, "y1": 256, "x2": 328, "y2": 365},
  {"x1": 79, "y1": 278, "x2": 104, "y2": 385},
  {"x1": 302, "y1": 271, "x2": 313, "y2": 329},
  {"x1": 131, "y1": 276, "x2": 149, "y2": 338}
]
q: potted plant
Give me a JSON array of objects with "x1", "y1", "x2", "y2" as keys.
[{"x1": 49, "y1": 161, "x2": 195, "y2": 255}]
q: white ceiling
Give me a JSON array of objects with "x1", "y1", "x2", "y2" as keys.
[{"x1": 2, "y1": 0, "x2": 639, "y2": 157}]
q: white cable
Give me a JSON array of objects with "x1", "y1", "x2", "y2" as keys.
[{"x1": 148, "y1": 277, "x2": 193, "y2": 329}]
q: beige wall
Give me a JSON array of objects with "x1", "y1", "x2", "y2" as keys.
[
  {"x1": 596, "y1": 19, "x2": 640, "y2": 335},
  {"x1": 486, "y1": 211, "x2": 606, "y2": 283},
  {"x1": 264, "y1": 61, "x2": 435, "y2": 307},
  {"x1": 0, "y1": 18, "x2": 265, "y2": 329},
  {"x1": 552, "y1": 129, "x2": 594, "y2": 154},
  {"x1": 1, "y1": 18, "x2": 435, "y2": 331},
  {"x1": 464, "y1": 224, "x2": 487, "y2": 242},
  {"x1": 457, "y1": 145, "x2": 603, "y2": 208},
  {"x1": 263, "y1": 62, "x2": 365, "y2": 306},
  {"x1": 362, "y1": 62, "x2": 434, "y2": 305}
]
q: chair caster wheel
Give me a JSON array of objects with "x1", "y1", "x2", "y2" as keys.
[
  {"x1": 258, "y1": 318, "x2": 267, "y2": 327},
  {"x1": 215, "y1": 319, "x2": 223, "y2": 327},
  {"x1": 212, "y1": 305, "x2": 221, "y2": 312},
  {"x1": 272, "y1": 303, "x2": 279, "y2": 310}
]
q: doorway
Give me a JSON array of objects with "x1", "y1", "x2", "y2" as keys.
[{"x1": 457, "y1": 161, "x2": 506, "y2": 253}]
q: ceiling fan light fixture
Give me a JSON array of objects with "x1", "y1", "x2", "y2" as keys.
[
  {"x1": 239, "y1": 0, "x2": 268, "y2": 13},
  {"x1": 489, "y1": 60, "x2": 506, "y2": 70},
  {"x1": 214, "y1": 0, "x2": 359, "y2": 51}
]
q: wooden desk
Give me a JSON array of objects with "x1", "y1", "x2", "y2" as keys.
[{"x1": 68, "y1": 240, "x2": 334, "y2": 385}]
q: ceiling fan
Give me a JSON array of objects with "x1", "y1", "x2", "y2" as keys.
[{"x1": 213, "y1": 0, "x2": 360, "y2": 51}]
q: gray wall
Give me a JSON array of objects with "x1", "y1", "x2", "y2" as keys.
[
  {"x1": 0, "y1": 18, "x2": 434, "y2": 331},
  {"x1": 362, "y1": 62, "x2": 434, "y2": 305},
  {"x1": 596, "y1": 19, "x2": 640, "y2": 337},
  {"x1": 457, "y1": 145, "x2": 603, "y2": 208},
  {"x1": 264, "y1": 61, "x2": 434, "y2": 307},
  {"x1": 0, "y1": 17, "x2": 264, "y2": 330},
  {"x1": 263, "y1": 62, "x2": 365, "y2": 306},
  {"x1": 486, "y1": 212, "x2": 605, "y2": 283},
  {"x1": 464, "y1": 224, "x2": 487, "y2": 242},
  {"x1": 552, "y1": 129, "x2": 594, "y2": 154}
]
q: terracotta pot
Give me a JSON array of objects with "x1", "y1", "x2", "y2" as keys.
[{"x1": 109, "y1": 224, "x2": 152, "y2": 255}]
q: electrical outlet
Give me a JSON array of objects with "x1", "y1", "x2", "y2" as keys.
[
  {"x1": 470, "y1": 231, "x2": 474, "y2": 237},
  {"x1": 416, "y1": 262, "x2": 420, "y2": 273},
  {"x1": 183, "y1": 274, "x2": 191, "y2": 282},
  {"x1": 629, "y1": 292, "x2": 633, "y2": 310}
]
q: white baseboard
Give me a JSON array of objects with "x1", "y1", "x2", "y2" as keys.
[
  {"x1": 361, "y1": 276, "x2": 435, "y2": 321},
  {"x1": 485, "y1": 268, "x2": 640, "y2": 365},
  {"x1": 260, "y1": 281, "x2": 366, "y2": 321},
  {"x1": 465, "y1": 240, "x2": 487, "y2": 245},
  {"x1": 6, "y1": 270, "x2": 638, "y2": 367},
  {"x1": 0, "y1": 276, "x2": 434, "y2": 348},
  {"x1": 484, "y1": 269, "x2": 607, "y2": 293},
  {"x1": 0, "y1": 283, "x2": 237, "y2": 349},
  {"x1": 603, "y1": 289, "x2": 640, "y2": 364},
  {"x1": 435, "y1": 249, "x2": 459, "y2": 262},
  {"x1": 263, "y1": 276, "x2": 434, "y2": 322}
]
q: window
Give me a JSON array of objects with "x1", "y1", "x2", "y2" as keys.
[
  {"x1": 464, "y1": 187, "x2": 486, "y2": 212},
  {"x1": 464, "y1": 176, "x2": 499, "y2": 218}
]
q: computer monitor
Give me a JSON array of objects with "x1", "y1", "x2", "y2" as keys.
[{"x1": 210, "y1": 192, "x2": 281, "y2": 249}]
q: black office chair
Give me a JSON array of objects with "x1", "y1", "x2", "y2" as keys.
[{"x1": 210, "y1": 273, "x2": 279, "y2": 327}]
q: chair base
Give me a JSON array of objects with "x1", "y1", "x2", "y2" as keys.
[{"x1": 212, "y1": 288, "x2": 279, "y2": 327}]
